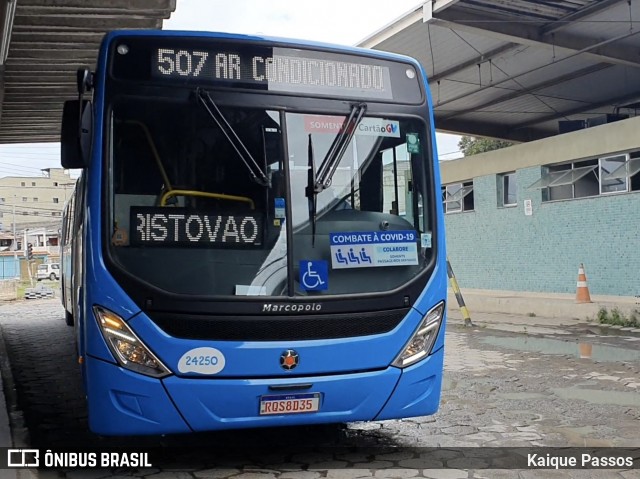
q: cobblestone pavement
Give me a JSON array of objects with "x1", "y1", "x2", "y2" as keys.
[{"x1": 0, "y1": 299, "x2": 638, "y2": 478}]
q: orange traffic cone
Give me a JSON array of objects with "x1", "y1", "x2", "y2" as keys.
[{"x1": 576, "y1": 263, "x2": 592, "y2": 303}]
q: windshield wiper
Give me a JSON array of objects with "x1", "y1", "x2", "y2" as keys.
[
  {"x1": 305, "y1": 103, "x2": 367, "y2": 247},
  {"x1": 196, "y1": 88, "x2": 270, "y2": 187},
  {"x1": 314, "y1": 102, "x2": 367, "y2": 193},
  {"x1": 305, "y1": 134, "x2": 317, "y2": 247}
]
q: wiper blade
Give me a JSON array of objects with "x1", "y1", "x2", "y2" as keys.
[
  {"x1": 196, "y1": 88, "x2": 270, "y2": 187},
  {"x1": 304, "y1": 103, "x2": 366, "y2": 247},
  {"x1": 305, "y1": 134, "x2": 317, "y2": 247},
  {"x1": 314, "y1": 102, "x2": 367, "y2": 193}
]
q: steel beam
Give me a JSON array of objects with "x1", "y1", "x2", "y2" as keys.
[{"x1": 431, "y1": 4, "x2": 640, "y2": 68}]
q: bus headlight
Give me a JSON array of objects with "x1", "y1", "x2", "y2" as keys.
[
  {"x1": 93, "y1": 306, "x2": 170, "y2": 378},
  {"x1": 392, "y1": 301, "x2": 444, "y2": 368}
]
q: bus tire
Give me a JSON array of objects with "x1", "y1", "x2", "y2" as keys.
[{"x1": 65, "y1": 310, "x2": 74, "y2": 327}]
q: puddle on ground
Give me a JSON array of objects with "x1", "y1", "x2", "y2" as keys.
[
  {"x1": 497, "y1": 392, "x2": 547, "y2": 400},
  {"x1": 581, "y1": 325, "x2": 640, "y2": 337},
  {"x1": 479, "y1": 335, "x2": 640, "y2": 362},
  {"x1": 552, "y1": 387, "x2": 640, "y2": 407},
  {"x1": 497, "y1": 388, "x2": 640, "y2": 407},
  {"x1": 549, "y1": 425, "x2": 613, "y2": 447}
]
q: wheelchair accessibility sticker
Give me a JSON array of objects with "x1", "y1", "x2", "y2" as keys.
[
  {"x1": 299, "y1": 260, "x2": 329, "y2": 291},
  {"x1": 329, "y1": 230, "x2": 419, "y2": 269}
]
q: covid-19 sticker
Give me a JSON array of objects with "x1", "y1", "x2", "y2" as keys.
[{"x1": 329, "y1": 230, "x2": 419, "y2": 269}]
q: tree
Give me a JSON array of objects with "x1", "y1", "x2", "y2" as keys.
[{"x1": 458, "y1": 136, "x2": 514, "y2": 157}]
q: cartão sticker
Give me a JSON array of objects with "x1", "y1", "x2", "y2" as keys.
[
  {"x1": 178, "y1": 347, "x2": 226, "y2": 375},
  {"x1": 304, "y1": 115, "x2": 400, "y2": 137},
  {"x1": 421, "y1": 233, "x2": 432, "y2": 248},
  {"x1": 329, "y1": 230, "x2": 419, "y2": 269}
]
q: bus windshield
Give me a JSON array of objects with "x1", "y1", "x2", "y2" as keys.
[{"x1": 108, "y1": 94, "x2": 432, "y2": 297}]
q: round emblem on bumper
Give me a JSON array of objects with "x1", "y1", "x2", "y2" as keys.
[{"x1": 280, "y1": 349, "x2": 299, "y2": 370}]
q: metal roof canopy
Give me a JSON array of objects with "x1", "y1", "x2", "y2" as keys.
[
  {"x1": 0, "y1": 0, "x2": 176, "y2": 144},
  {"x1": 359, "y1": 0, "x2": 640, "y2": 142}
]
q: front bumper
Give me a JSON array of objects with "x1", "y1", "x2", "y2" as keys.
[{"x1": 85, "y1": 346, "x2": 443, "y2": 435}]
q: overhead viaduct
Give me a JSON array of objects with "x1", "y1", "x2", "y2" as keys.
[{"x1": 0, "y1": 0, "x2": 177, "y2": 144}]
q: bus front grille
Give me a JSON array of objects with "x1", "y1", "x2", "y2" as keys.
[{"x1": 148, "y1": 308, "x2": 410, "y2": 341}]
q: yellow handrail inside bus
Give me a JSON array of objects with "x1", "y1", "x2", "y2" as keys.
[
  {"x1": 121, "y1": 121, "x2": 255, "y2": 211},
  {"x1": 160, "y1": 189, "x2": 255, "y2": 209},
  {"x1": 123, "y1": 120, "x2": 173, "y2": 191}
]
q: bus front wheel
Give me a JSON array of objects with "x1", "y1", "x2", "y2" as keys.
[{"x1": 65, "y1": 310, "x2": 74, "y2": 327}]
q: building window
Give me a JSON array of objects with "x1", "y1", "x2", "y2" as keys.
[
  {"x1": 498, "y1": 172, "x2": 517, "y2": 207},
  {"x1": 20, "y1": 182, "x2": 25, "y2": 187},
  {"x1": 442, "y1": 181, "x2": 474, "y2": 213},
  {"x1": 530, "y1": 159, "x2": 599, "y2": 201},
  {"x1": 629, "y1": 152, "x2": 640, "y2": 191},
  {"x1": 54, "y1": 182, "x2": 58, "y2": 187},
  {"x1": 22, "y1": 197, "x2": 27, "y2": 202},
  {"x1": 531, "y1": 151, "x2": 640, "y2": 201},
  {"x1": 33, "y1": 197, "x2": 38, "y2": 202},
  {"x1": 53, "y1": 198, "x2": 59, "y2": 204},
  {"x1": 31, "y1": 182, "x2": 36, "y2": 187},
  {"x1": 600, "y1": 154, "x2": 628, "y2": 194}
]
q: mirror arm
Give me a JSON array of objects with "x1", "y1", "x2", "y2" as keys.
[{"x1": 75, "y1": 68, "x2": 94, "y2": 148}]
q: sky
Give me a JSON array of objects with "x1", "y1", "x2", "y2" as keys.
[{"x1": 0, "y1": 0, "x2": 462, "y2": 179}]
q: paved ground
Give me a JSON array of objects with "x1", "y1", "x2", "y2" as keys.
[{"x1": 0, "y1": 299, "x2": 638, "y2": 478}]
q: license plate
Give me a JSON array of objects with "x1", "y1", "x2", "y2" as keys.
[{"x1": 259, "y1": 393, "x2": 320, "y2": 415}]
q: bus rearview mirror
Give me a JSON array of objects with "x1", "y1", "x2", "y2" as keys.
[{"x1": 61, "y1": 99, "x2": 92, "y2": 169}]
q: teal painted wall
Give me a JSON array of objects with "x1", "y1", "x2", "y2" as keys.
[{"x1": 445, "y1": 167, "x2": 640, "y2": 296}]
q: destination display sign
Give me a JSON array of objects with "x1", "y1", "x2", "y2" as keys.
[
  {"x1": 130, "y1": 207, "x2": 263, "y2": 247},
  {"x1": 152, "y1": 47, "x2": 393, "y2": 100},
  {"x1": 110, "y1": 37, "x2": 423, "y2": 103}
]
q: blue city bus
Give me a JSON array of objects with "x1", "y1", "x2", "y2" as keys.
[{"x1": 60, "y1": 29, "x2": 447, "y2": 435}]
